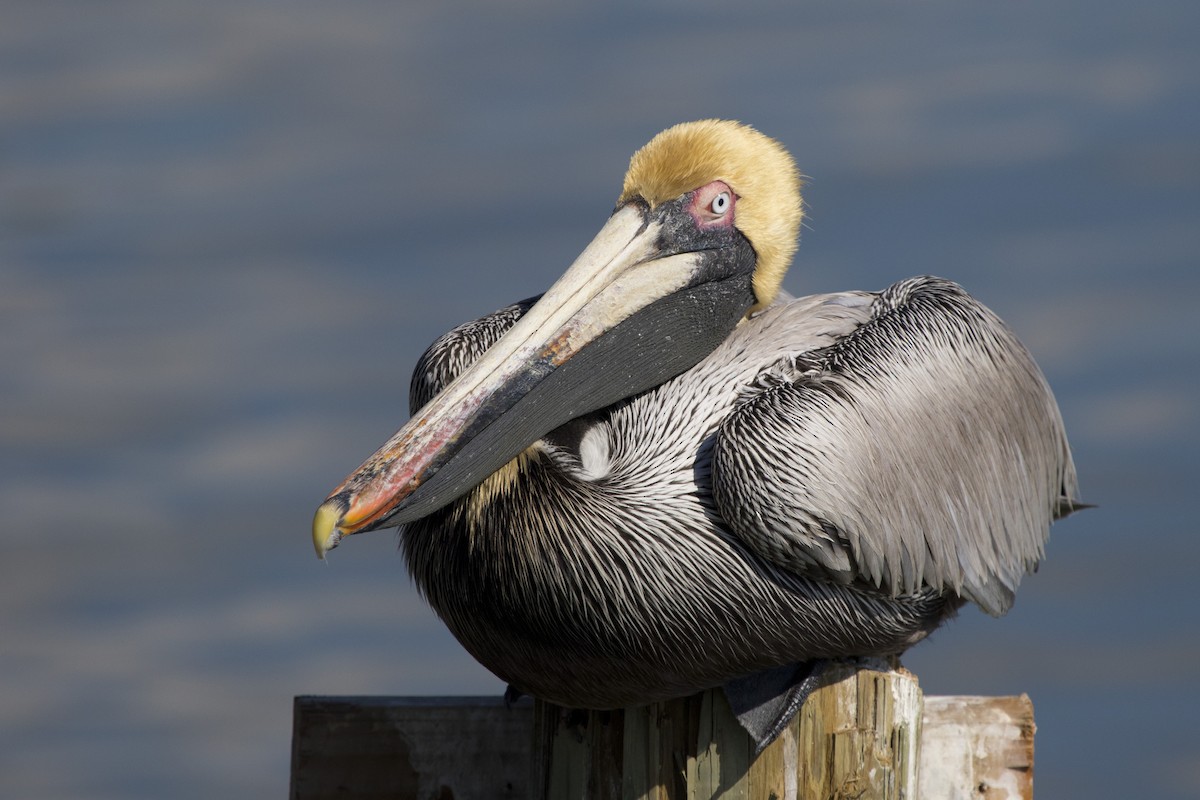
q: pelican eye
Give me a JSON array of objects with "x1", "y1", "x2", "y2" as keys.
[{"x1": 710, "y1": 192, "x2": 731, "y2": 215}]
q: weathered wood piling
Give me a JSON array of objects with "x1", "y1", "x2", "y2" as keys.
[{"x1": 291, "y1": 663, "x2": 1035, "y2": 799}]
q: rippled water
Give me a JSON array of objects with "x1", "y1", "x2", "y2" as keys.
[{"x1": 3, "y1": 2, "x2": 1197, "y2": 797}]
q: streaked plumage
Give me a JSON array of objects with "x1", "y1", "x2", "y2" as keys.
[
  {"x1": 313, "y1": 120, "x2": 1080, "y2": 713},
  {"x1": 398, "y1": 277, "x2": 1075, "y2": 707}
]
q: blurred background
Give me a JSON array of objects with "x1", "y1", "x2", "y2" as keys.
[{"x1": 3, "y1": 1, "x2": 1196, "y2": 797}]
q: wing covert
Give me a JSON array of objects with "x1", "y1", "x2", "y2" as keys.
[{"x1": 711, "y1": 276, "x2": 1079, "y2": 616}]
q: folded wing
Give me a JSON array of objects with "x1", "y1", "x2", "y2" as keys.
[{"x1": 712, "y1": 276, "x2": 1080, "y2": 616}]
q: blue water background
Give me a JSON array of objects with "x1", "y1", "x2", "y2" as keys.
[{"x1": 3, "y1": 2, "x2": 1197, "y2": 797}]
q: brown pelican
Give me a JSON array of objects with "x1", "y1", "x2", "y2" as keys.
[{"x1": 312, "y1": 120, "x2": 1080, "y2": 745}]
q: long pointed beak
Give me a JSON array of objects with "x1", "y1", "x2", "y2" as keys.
[{"x1": 313, "y1": 201, "x2": 755, "y2": 558}]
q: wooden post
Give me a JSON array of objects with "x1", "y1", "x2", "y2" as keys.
[
  {"x1": 920, "y1": 695, "x2": 1036, "y2": 799},
  {"x1": 289, "y1": 696, "x2": 533, "y2": 799},
  {"x1": 291, "y1": 665, "x2": 1036, "y2": 800},
  {"x1": 531, "y1": 662, "x2": 923, "y2": 799}
]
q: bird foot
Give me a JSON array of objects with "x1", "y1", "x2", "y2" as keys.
[
  {"x1": 723, "y1": 659, "x2": 829, "y2": 753},
  {"x1": 503, "y1": 684, "x2": 526, "y2": 708},
  {"x1": 506, "y1": 684, "x2": 588, "y2": 742}
]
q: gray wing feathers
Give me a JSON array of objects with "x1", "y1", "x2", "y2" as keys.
[{"x1": 712, "y1": 276, "x2": 1078, "y2": 616}]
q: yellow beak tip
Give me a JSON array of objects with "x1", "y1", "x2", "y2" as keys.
[{"x1": 312, "y1": 500, "x2": 345, "y2": 560}]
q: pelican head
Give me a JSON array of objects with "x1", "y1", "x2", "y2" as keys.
[
  {"x1": 621, "y1": 120, "x2": 802, "y2": 310},
  {"x1": 313, "y1": 120, "x2": 804, "y2": 557}
]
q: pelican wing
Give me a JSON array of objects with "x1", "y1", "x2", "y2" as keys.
[{"x1": 711, "y1": 276, "x2": 1079, "y2": 616}]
